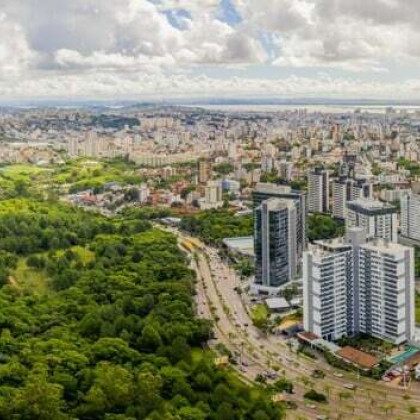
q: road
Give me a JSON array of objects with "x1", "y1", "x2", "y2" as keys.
[{"x1": 169, "y1": 226, "x2": 420, "y2": 420}]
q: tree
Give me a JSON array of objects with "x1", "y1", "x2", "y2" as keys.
[
  {"x1": 3, "y1": 367, "x2": 68, "y2": 420},
  {"x1": 138, "y1": 325, "x2": 163, "y2": 353},
  {"x1": 303, "y1": 389, "x2": 327, "y2": 403}
]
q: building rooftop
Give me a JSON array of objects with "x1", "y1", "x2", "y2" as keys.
[
  {"x1": 265, "y1": 297, "x2": 290, "y2": 310},
  {"x1": 254, "y1": 182, "x2": 305, "y2": 196},
  {"x1": 347, "y1": 199, "x2": 396, "y2": 215},
  {"x1": 361, "y1": 238, "x2": 410, "y2": 254},
  {"x1": 336, "y1": 346, "x2": 379, "y2": 370},
  {"x1": 222, "y1": 236, "x2": 254, "y2": 256}
]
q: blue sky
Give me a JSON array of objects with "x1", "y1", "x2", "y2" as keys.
[{"x1": 1, "y1": 0, "x2": 420, "y2": 99}]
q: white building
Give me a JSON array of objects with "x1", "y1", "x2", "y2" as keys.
[
  {"x1": 332, "y1": 177, "x2": 373, "y2": 219},
  {"x1": 67, "y1": 137, "x2": 79, "y2": 157},
  {"x1": 346, "y1": 199, "x2": 397, "y2": 243},
  {"x1": 303, "y1": 228, "x2": 415, "y2": 345},
  {"x1": 303, "y1": 238, "x2": 353, "y2": 341},
  {"x1": 358, "y1": 239, "x2": 415, "y2": 345},
  {"x1": 308, "y1": 168, "x2": 329, "y2": 213},
  {"x1": 400, "y1": 191, "x2": 420, "y2": 242}
]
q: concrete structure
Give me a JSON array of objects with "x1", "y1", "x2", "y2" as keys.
[
  {"x1": 198, "y1": 159, "x2": 212, "y2": 184},
  {"x1": 400, "y1": 191, "x2": 420, "y2": 243},
  {"x1": 254, "y1": 198, "x2": 298, "y2": 290},
  {"x1": 308, "y1": 168, "x2": 329, "y2": 213},
  {"x1": 332, "y1": 177, "x2": 373, "y2": 219},
  {"x1": 358, "y1": 239, "x2": 415, "y2": 345},
  {"x1": 303, "y1": 237, "x2": 354, "y2": 341},
  {"x1": 304, "y1": 228, "x2": 414, "y2": 345},
  {"x1": 346, "y1": 199, "x2": 397, "y2": 242},
  {"x1": 253, "y1": 183, "x2": 306, "y2": 263}
]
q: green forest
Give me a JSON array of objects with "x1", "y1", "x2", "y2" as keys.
[
  {"x1": 0, "y1": 198, "x2": 283, "y2": 420},
  {"x1": 180, "y1": 210, "x2": 253, "y2": 245}
]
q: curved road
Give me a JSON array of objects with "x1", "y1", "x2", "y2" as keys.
[{"x1": 169, "y1": 227, "x2": 420, "y2": 420}]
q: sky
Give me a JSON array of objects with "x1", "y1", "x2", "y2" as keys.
[{"x1": 3, "y1": 0, "x2": 420, "y2": 100}]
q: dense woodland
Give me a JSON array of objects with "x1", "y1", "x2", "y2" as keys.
[
  {"x1": 0, "y1": 199, "x2": 283, "y2": 420},
  {"x1": 180, "y1": 210, "x2": 253, "y2": 245}
]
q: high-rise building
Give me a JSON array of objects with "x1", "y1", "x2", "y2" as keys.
[
  {"x1": 254, "y1": 198, "x2": 298, "y2": 290},
  {"x1": 204, "y1": 184, "x2": 222, "y2": 205},
  {"x1": 400, "y1": 191, "x2": 420, "y2": 242},
  {"x1": 303, "y1": 237, "x2": 354, "y2": 341},
  {"x1": 253, "y1": 183, "x2": 306, "y2": 261},
  {"x1": 198, "y1": 159, "x2": 211, "y2": 184},
  {"x1": 303, "y1": 229, "x2": 414, "y2": 345},
  {"x1": 68, "y1": 137, "x2": 79, "y2": 157},
  {"x1": 332, "y1": 177, "x2": 373, "y2": 219},
  {"x1": 346, "y1": 199, "x2": 397, "y2": 242},
  {"x1": 308, "y1": 168, "x2": 329, "y2": 213},
  {"x1": 358, "y1": 239, "x2": 415, "y2": 344}
]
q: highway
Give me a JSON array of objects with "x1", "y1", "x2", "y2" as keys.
[{"x1": 170, "y1": 226, "x2": 420, "y2": 420}]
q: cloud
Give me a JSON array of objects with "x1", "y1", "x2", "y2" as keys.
[{"x1": 2, "y1": 0, "x2": 420, "y2": 98}]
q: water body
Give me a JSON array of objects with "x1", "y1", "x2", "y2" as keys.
[{"x1": 191, "y1": 104, "x2": 420, "y2": 114}]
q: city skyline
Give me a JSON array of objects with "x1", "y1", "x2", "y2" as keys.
[{"x1": 4, "y1": 0, "x2": 420, "y2": 100}]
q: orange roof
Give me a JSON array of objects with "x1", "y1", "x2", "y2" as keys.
[
  {"x1": 336, "y1": 346, "x2": 379, "y2": 369},
  {"x1": 297, "y1": 331, "x2": 319, "y2": 342}
]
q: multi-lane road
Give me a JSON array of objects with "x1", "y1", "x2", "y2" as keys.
[{"x1": 168, "y1": 226, "x2": 420, "y2": 420}]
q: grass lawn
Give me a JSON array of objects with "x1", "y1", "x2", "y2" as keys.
[
  {"x1": 251, "y1": 304, "x2": 269, "y2": 323},
  {"x1": 12, "y1": 258, "x2": 49, "y2": 295},
  {"x1": 56, "y1": 246, "x2": 95, "y2": 264}
]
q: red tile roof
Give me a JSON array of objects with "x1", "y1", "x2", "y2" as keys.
[{"x1": 336, "y1": 346, "x2": 379, "y2": 369}]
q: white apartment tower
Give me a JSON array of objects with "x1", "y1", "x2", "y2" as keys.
[
  {"x1": 332, "y1": 177, "x2": 373, "y2": 219},
  {"x1": 346, "y1": 199, "x2": 398, "y2": 243},
  {"x1": 358, "y1": 240, "x2": 415, "y2": 344},
  {"x1": 308, "y1": 168, "x2": 329, "y2": 213},
  {"x1": 400, "y1": 191, "x2": 420, "y2": 242},
  {"x1": 303, "y1": 228, "x2": 415, "y2": 345},
  {"x1": 303, "y1": 239, "x2": 354, "y2": 341}
]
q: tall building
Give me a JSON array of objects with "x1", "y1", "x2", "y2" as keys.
[
  {"x1": 400, "y1": 191, "x2": 420, "y2": 242},
  {"x1": 346, "y1": 199, "x2": 397, "y2": 243},
  {"x1": 253, "y1": 183, "x2": 306, "y2": 261},
  {"x1": 84, "y1": 131, "x2": 99, "y2": 157},
  {"x1": 304, "y1": 229, "x2": 414, "y2": 345},
  {"x1": 204, "y1": 184, "x2": 222, "y2": 205},
  {"x1": 254, "y1": 198, "x2": 298, "y2": 290},
  {"x1": 303, "y1": 237, "x2": 354, "y2": 341},
  {"x1": 68, "y1": 137, "x2": 79, "y2": 157},
  {"x1": 358, "y1": 239, "x2": 415, "y2": 344},
  {"x1": 308, "y1": 168, "x2": 329, "y2": 213},
  {"x1": 197, "y1": 159, "x2": 212, "y2": 184},
  {"x1": 332, "y1": 177, "x2": 373, "y2": 219}
]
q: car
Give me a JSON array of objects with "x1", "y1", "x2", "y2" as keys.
[
  {"x1": 343, "y1": 383, "x2": 357, "y2": 390},
  {"x1": 306, "y1": 404, "x2": 317, "y2": 410},
  {"x1": 311, "y1": 369, "x2": 325, "y2": 379},
  {"x1": 333, "y1": 372, "x2": 343, "y2": 378},
  {"x1": 316, "y1": 415, "x2": 329, "y2": 420},
  {"x1": 242, "y1": 361, "x2": 249, "y2": 367},
  {"x1": 239, "y1": 366, "x2": 248, "y2": 373},
  {"x1": 265, "y1": 370, "x2": 278, "y2": 379}
]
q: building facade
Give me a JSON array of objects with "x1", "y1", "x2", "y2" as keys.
[
  {"x1": 253, "y1": 183, "x2": 307, "y2": 263},
  {"x1": 303, "y1": 229, "x2": 414, "y2": 345},
  {"x1": 346, "y1": 199, "x2": 397, "y2": 243},
  {"x1": 308, "y1": 168, "x2": 329, "y2": 213},
  {"x1": 332, "y1": 177, "x2": 373, "y2": 219},
  {"x1": 400, "y1": 191, "x2": 420, "y2": 242},
  {"x1": 254, "y1": 198, "x2": 298, "y2": 289}
]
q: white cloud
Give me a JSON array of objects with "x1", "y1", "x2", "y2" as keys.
[{"x1": 2, "y1": 0, "x2": 420, "y2": 98}]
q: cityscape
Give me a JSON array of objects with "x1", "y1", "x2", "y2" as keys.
[
  {"x1": 0, "y1": 103, "x2": 420, "y2": 419},
  {"x1": 4, "y1": 1, "x2": 420, "y2": 420}
]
